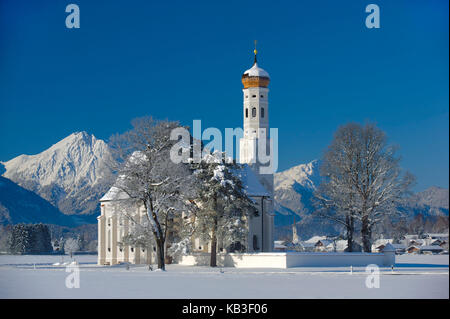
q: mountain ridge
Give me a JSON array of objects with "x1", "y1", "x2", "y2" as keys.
[
  {"x1": 1, "y1": 131, "x2": 113, "y2": 218},
  {"x1": 0, "y1": 176, "x2": 77, "y2": 226}
]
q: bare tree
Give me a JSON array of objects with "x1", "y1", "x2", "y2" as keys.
[
  {"x1": 64, "y1": 238, "x2": 80, "y2": 258},
  {"x1": 315, "y1": 123, "x2": 415, "y2": 252},
  {"x1": 108, "y1": 117, "x2": 196, "y2": 270}
]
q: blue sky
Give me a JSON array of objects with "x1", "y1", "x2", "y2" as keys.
[{"x1": 0, "y1": 0, "x2": 448, "y2": 191}]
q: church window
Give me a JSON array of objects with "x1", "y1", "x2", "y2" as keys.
[
  {"x1": 131, "y1": 247, "x2": 134, "y2": 252},
  {"x1": 245, "y1": 95, "x2": 248, "y2": 98},
  {"x1": 260, "y1": 95, "x2": 264, "y2": 98},
  {"x1": 245, "y1": 108, "x2": 248, "y2": 118},
  {"x1": 142, "y1": 248, "x2": 145, "y2": 252},
  {"x1": 252, "y1": 107, "x2": 256, "y2": 117},
  {"x1": 252, "y1": 94, "x2": 256, "y2": 98},
  {"x1": 261, "y1": 107, "x2": 264, "y2": 118}
]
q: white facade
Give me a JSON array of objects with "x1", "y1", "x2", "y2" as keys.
[{"x1": 97, "y1": 197, "x2": 154, "y2": 266}]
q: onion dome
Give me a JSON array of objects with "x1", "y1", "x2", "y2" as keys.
[{"x1": 242, "y1": 43, "x2": 270, "y2": 88}]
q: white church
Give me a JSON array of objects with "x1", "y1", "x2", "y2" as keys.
[{"x1": 97, "y1": 49, "x2": 275, "y2": 266}]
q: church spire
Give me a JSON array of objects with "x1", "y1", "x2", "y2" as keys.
[{"x1": 253, "y1": 40, "x2": 258, "y2": 64}]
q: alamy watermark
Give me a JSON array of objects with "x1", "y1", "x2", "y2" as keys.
[
  {"x1": 365, "y1": 264, "x2": 380, "y2": 288},
  {"x1": 365, "y1": 4, "x2": 380, "y2": 29},
  {"x1": 169, "y1": 120, "x2": 278, "y2": 174},
  {"x1": 65, "y1": 4, "x2": 80, "y2": 29},
  {"x1": 65, "y1": 263, "x2": 80, "y2": 289}
]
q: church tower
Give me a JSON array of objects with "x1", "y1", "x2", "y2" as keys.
[
  {"x1": 239, "y1": 43, "x2": 273, "y2": 194},
  {"x1": 239, "y1": 42, "x2": 274, "y2": 252}
]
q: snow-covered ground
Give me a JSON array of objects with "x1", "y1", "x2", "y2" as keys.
[{"x1": 0, "y1": 254, "x2": 448, "y2": 299}]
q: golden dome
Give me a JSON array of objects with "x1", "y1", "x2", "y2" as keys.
[{"x1": 241, "y1": 62, "x2": 270, "y2": 88}]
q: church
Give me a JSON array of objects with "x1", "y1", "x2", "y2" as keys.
[{"x1": 97, "y1": 48, "x2": 275, "y2": 265}]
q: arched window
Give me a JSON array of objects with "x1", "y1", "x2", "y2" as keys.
[
  {"x1": 252, "y1": 107, "x2": 256, "y2": 117},
  {"x1": 245, "y1": 108, "x2": 248, "y2": 118},
  {"x1": 261, "y1": 107, "x2": 264, "y2": 118}
]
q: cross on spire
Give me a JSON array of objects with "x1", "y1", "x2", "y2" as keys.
[{"x1": 254, "y1": 40, "x2": 258, "y2": 64}]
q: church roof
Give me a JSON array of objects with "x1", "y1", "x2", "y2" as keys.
[
  {"x1": 100, "y1": 186, "x2": 129, "y2": 201},
  {"x1": 100, "y1": 163, "x2": 271, "y2": 202},
  {"x1": 243, "y1": 62, "x2": 270, "y2": 78},
  {"x1": 232, "y1": 164, "x2": 271, "y2": 197}
]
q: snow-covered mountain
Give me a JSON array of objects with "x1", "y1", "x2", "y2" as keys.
[
  {"x1": 0, "y1": 176, "x2": 76, "y2": 226},
  {"x1": 274, "y1": 160, "x2": 321, "y2": 217},
  {"x1": 1, "y1": 132, "x2": 113, "y2": 219},
  {"x1": 273, "y1": 160, "x2": 338, "y2": 239},
  {"x1": 400, "y1": 186, "x2": 449, "y2": 218}
]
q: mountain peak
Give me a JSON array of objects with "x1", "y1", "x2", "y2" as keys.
[
  {"x1": 275, "y1": 160, "x2": 321, "y2": 190},
  {"x1": 413, "y1": 186, "x2": 449, "y2": 209},
  {"x1": 1, "y1": 132, "x2": 113, "y2": 216}
]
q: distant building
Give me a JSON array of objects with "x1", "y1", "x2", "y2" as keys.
[
  {"x1": 407, "y1": 246, "x2": 420, "y2": 254},
  {"x1": 419, "y1": 245, "x2": 444, "y2": 254},
  {"x1": 423, "y1": 233, "x2": 449, "y2": 241}
]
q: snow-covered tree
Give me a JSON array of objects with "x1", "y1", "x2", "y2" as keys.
[
  {"x1": 108, "y1": 117, "x2": 196, "y2": 270},
  {"x1": 191, "y1": 151, "x2": 255, "y2": 267},
  {"x1": 8, "y1": 224, "x2": 32, "y2": 254},
  {"x1": 7, "y1": 223, "x2": 52, "y2": 254},
  {"x1": 315, "y1": 123, "x2": 415, "y2": 252},
  {"x1": 64, "y1": 237, "x2": 80, "y2": 258}
]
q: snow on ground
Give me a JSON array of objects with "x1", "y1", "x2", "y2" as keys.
[{"x1": 0, "y1": 254, "x2": 447, "y2": 299}]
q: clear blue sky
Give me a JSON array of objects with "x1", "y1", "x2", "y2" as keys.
[{"x1": 0, "y1": 0, "x2": 448, "y2": 191}]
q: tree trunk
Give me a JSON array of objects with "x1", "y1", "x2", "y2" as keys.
[
  {"x1": 346, "y1": 214, "x2": 354, "y2": 252},
  {"x1": 361, "y1": 216, "x2": 372, "y2": 252},
  {"x1": 156, "y1": 238, "x2": 165, "y2": 270},
  {"x1": 210, "y1": 217, "x2": 217, "y2": 267}
]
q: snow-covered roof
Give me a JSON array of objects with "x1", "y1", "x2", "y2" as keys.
[
  {"x1": 101, "y1": 164, "x2": 270, "y2": 202},
  {"x1": 316, "y1": 239, "x2": 332, "y2": 246},
  {"x1": 304, "y1": 236, "x2": 327, "y2": 244},
  {"x1": 233, "y1": 164, "x2": 271, "y2": 197},
  {"x1": 100, "y1": 186, "x2": 129, "y2": 201},
  {"x1": 243, "y1": 63, "x2": 270, "y2": 78},
  {"x1": 382, "y1": 243, "x2": 396, "y2": 252},
  {"x1": 391, "y1": 244, "x2": 407, "y2": 249},
  {"x1": 373, "y1": 239, "x2": 394, "y2": 247},
  {"x1": 425, "y1": 233, "x2": 449, "y2": 239}
]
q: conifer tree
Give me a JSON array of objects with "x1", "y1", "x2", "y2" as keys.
[{"x1": 191, "y1": 151, "x2": 255, "y2": 267}]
